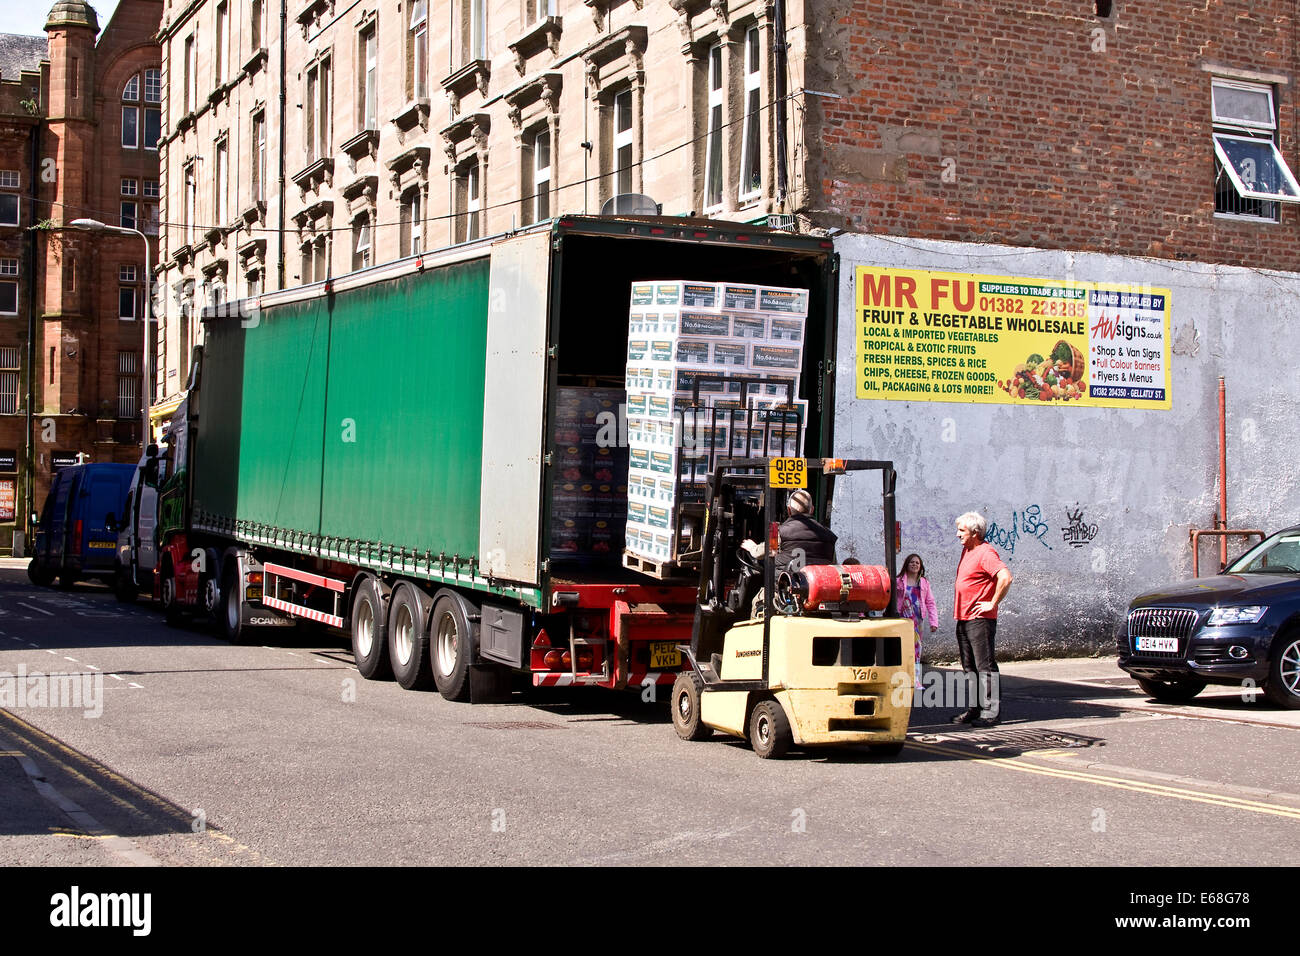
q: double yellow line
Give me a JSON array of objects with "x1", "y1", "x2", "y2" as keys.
[{"x1": 909, "y1": 739, "x2": 1300, "y2": 822}]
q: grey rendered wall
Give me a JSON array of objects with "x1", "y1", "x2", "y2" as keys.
[{"x1": 832, "y1": 234, "x2": 1300, "y2": 659}]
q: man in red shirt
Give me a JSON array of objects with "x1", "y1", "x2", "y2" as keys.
[{"x1": 952, "y1": 511, "x2": 1013, "y2": 726}]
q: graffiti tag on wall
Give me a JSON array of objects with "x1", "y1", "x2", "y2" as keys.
[{"x1": 1061, "y1": 505, "x2": 1100, "y2": 548}]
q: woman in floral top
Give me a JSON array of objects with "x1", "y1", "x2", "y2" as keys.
[{"x1": 895, "y1": 553, "x2": 938, "y2": 689}]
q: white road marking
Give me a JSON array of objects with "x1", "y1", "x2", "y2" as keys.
[
  {"x1": 128, "y1": 682, "x2": 143, "y2": 689},
  {"x1": 108, "y1": 674, "x2": 124, "y2": 681},
  {"x1": 86, "y1": 664, "x2": 100, "y2": 671},
  {"x1": 63, "y1": 657, "x2": 78, "y2": 662},
  {"x1": 17, "y1": 603, "x2": 53, "y2": 616}
]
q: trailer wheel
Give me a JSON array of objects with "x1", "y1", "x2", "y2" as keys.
[
  {"x1": 749, "y1": 699, "x2": 793, "y2": 759},
  {"x1": 431, "y1": 592, "x2": 473, "y2": 702},
  {"x1": 351, "y1": 577, "x2": 392, "y2": 680},
  {"x1": 218, "y1": 563, "x2": 250, "y2": 645},
  {"x1": 388, "y1": 586, "x2": 433, "y2": 691},
  {"x1": 671, "y1": 672, "x2": 712, "y2": 741},
  {"x1": 161, "y1": 559, "x2": 185, "y2": 628}
]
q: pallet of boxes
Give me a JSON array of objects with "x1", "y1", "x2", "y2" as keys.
[{"x1": 622, "y1": 279, "x2": 810, "y2": 578}]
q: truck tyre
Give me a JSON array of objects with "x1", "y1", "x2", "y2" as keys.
[
  {"x1": 1135, "y1": 677, "x2": 1206, "y2": 703},
  {"x1": 388, "y1": 585, "x2": 433, "y2": 691},
  {"x1": 113, "y1": 569, "x2": 138, "y2": 603},
  {"x1": 56, "y1": 571, "x2": 78, "y2": 590},
  {"x1": 1264, "y1": 631, "x2": 1300, "y2": 709},
  {"x1": 218, "y1": 563, "x2": 251, "y2": 645},
  {"x1": 161, "y1": 559, "x2": 186, "y2": 627},
  {"x1": 351, "y1": 577, "x2": 392, "y2": 680},
  {"x1": 431, "y1": 591, "x2": 473, "y2": 702},
  {"x1": 27, "y1": 560, "x2": 54, "y2": 588},
  {"x1": 749, "y1": 698, "x2": 793, "y2": 759},
  {"x1": 671, "y1": 672, "x2": 712, "y2": 741}
]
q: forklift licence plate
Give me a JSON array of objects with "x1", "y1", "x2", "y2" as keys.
[
  {"x1": 650, "y1": 642, "x2": 680, "y2": 669},
  {"x1": 246, "y1": 587, "x2": 262, "y2": 601}
]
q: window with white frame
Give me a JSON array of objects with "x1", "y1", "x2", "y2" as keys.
[
  {"x1": 251, "y1": 0, "x2": 264, "y2": 50},
  {"x1": 0, "y1": 348, "x2": 18, "y2": 413},
  {"x1": 704, "y1": 44, "x2": 724, "y2": 211},
  {"x1": 252, "y1": 111, "x2": 266, "y2": 203},
  {"x1": 215, "y1": 138, "x2": 229, "y2": 225},
  {"x1": 459, "y1": 0, "x2": 486, "y2": 65},
  {"x1": 1212, "y1": 77, "x2": 1300, "y2": 220},
  {"x1": 119, "y1": 265, "x2": 138, "y2": 320},
  {"x1": 0, "y1": 258, "x2": 16, "y2": 276},
  {"x1": 215, "y1": 2, "x2": 229, "y2": 85},
  {"x1": 184, "y1": 162, "x2": 196, "y2": 246},
  {"x1": 143, "y1": 179, "x2": 160, "y2": 199},
  {"x1": 123, "y1": 70, "x2": 160, "y2": 149},
  {"x1": 360, "y1": 25, "x2": 378, "y2": 130},
  {"x1": 400, "y1": 189, "x2": 422, "y2": 256},
  {"x1": 353, "y1": 214, "x2": 372, "y2": 270},
  {"x1": 0, "y1": 180, "x2": 16, "y2": 226},
  {"x1": 614, "y1": 88, "x2": 634, "y2": 198},
  {"x1": 122, "y1": 74, "x2": 140, "y2": 148},
  {"x1": 117, "y1": 351, "x2": 140, "y2": 420},
  {"x1": 738, "y1": 27, "x2": 763, "y2": 202},
  {"x1": 306, "y1": 58, "x2": 333, "y2": 162},
  {"x1": 121, "y1": 200, "x2": 137, "y2": 231},
  {"x1": 410, "y1": 0, "x2": 428, "y2": 100},
  {"x1": 455, "y1": 159, "x2": 481, "y2": 243},
  {"x1": 0, "y1": 278, "x2": 16, "y2": 316},
  {"x1": 121, "y1": 177, "x2": 138, "y2": 196},
  {"x1": 527, "y1": 0, "x2": 556, "y2": 26},
  {"x1": 530, "y1": 126, "x2": 551, "y2": 224},
  {"x1": 183, "y1": 35, "x2": 197, "y2": 114},
  {"x1": 0, "y1": 170, "x2": 18, "y2": 189}
]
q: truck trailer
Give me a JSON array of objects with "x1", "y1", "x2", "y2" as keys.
[{"x1": 122, "y1": 216, "x2": 840, "y2": 701}]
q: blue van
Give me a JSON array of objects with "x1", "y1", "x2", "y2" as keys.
[{"x1": 28, "y1": 463, "x2": 136, "y2": 587}]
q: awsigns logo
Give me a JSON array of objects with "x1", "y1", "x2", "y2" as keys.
[{"x1": 49, "y1": 886, "x2": 151, "y2": 937}]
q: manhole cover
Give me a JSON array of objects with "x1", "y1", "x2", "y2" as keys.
[
  {"x1": 462, "y1": 721, "x2": 566, "y2": 730},
  {"x1": 921, "y1": 728, "x2": 1102, "y2": 751}
]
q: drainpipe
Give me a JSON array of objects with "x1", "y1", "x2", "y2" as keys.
[
  {"x1": 276, "y1": 0, "x2": 288, "y2": 288},
  {"x1": 1217, "y1": 376, "x2": 1227, "y2": 567},
  {"x1": 772, "y1": 0, "x2": 789, "y2": 209},
  {"x1": 23, "y1": 120, "x2": 40, "y2": 549}
]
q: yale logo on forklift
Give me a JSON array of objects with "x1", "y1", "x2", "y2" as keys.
[{"x1": 768, "y1": 457, "x2": 807, "y2": 489}]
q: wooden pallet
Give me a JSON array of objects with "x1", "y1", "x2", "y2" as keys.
[{"x1": 622, "y1": 550, "x2": 694, "y2": 580}]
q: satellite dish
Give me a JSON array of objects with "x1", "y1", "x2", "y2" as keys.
[{"x1": 601, "y1": 193, "x2": 661, "y2": 216}]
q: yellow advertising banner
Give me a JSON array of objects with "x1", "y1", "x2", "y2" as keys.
[{"x1": 854, "y1": 267, "x2": 1172, "y2": 409}]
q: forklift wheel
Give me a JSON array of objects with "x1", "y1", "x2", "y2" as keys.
[
  {"x1": 868, "y1": 742, "x2": 905, "y2": 757},
  {"x1": 671, "y1": 672, "x2": 712, "y2": 741},
  {"x1": 749, "y1": 699, "x2": 793, "y2": 759}
]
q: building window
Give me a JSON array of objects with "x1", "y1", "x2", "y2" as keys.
[
  {"x1": 0, "y1": 170, "x2": 18, "y2": 189},
  {"x1": 527, "y1": 0, "x2": 556, "y2": 26},
  {"x1": 0, "y1": 280, "x2": 16, "y2": 316},
  {"x1": 252, "y1": 111, "x2": 266, "y2": 203},
  {"x1": 704, "y1": 44, "x2": 724, "y2": 211},
  {"x1": 352, "y1": 214, "x2": 372, "y2": 270},
  {"x1": 0, "y1": 258, "x2": 16, "y2": 276},
  {"x1": 215, "y1": 138, "x2": 229, "y2": 225},
  {"x1": 122, "y1": 74, "x2": 140, "y2": 149},
  {"x1": 1212, "y1": 78, "x2": 1300, "y2": 220},
  {"x1": 614, "y1": 88, "x2": 634, "y2": 198},
  {"x1": 143, "y1": 179, "x2": 160, "y2": 199},
  {"x1": 0, "y1": 189, "x2": 16, "y2": 227},
  {"x1": 184, "y1": 163, "x2": 196, "y2": 245},
  {"x1": 124, "y1": 70, "x2": 160, "y2": 149},
  {"x1": 121, "y1": 177, "x2": 138, "y2": 196},
  {"x1": 306, "y1": 58, "x2": 333, "y2": 162},
  {"x1": 524, "y1": 126, "x2": 551, "y2": 225},
  {"x1": 0, "y1": 348, "x2": 18, "y2": 413},
  {"x1": 215, "y1": 2, "x2": 229, "y2": 85},
  {"x1": 117, "y1": 351, "x2": 140, "y2": 420},
  {"x1": 410, "y1": 0, "x2": 428, "y2": 100},
  {"x1": 121, "y1": 200, "x2": 138, "y2": 231},
  {"x1": 738, "y1": 27, "x2": 763, "y2": 202},
  {"x1": 142, "y1": 203, "x2": 159, "y2": 236},
  {"x1": 251, "y1": 0, "x2": 264, "y2": 50},
  {"x1": 314, "y1": 236, "x2": 329, "y2": 281},
  {"x1": 455, "y1": 159, "x2": 481, "y2": 243},
  {"x1": 119, "y1": 264, "x2": 139, "y2": 320},
  {"x1": 459, "y1": 0, "x2": 486, "y2": 65},
  {"x1": 400, "y1": 189, "x2": 422, "y2": 256},
  {"x1": 183, "y1": 35, "x2": 197, "y2": 114},
  {"x1": 359, "y1": 25, "x2": 378, "y2": 130}
]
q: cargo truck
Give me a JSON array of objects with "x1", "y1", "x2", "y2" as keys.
[{"x1": 119, "y1": 216, "x2": 840, "y2": 701}]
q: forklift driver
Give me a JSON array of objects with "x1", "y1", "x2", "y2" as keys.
[{"x1": 740, "y1": 489, "x2": 838, "y2": 617}]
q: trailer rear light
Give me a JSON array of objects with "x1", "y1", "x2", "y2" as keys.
[
  {"x1": 769, "y1": 521, "x2": 780, "y2": 551},
  {"x1": 692, "y1": 231, "x2": 709, "y2": 239},
  {"x1": 543, "y1": 649, "x2": 564, "y2": 669},
  {"x1": 561, "y1": 650, "x2": 571, "y2": 668},
  {"x1": 650, "y1": 227, "x2": 666, "y2": 235},
  {"x1": 576, "y1": 648, "x2": 594, "y2": 671},
  {"x1": 74, "y1": 520, "x2": 83, "y2": 553},
  {"x1": 735, "y1": 234, "x2": 751, "y2": 242},
  {"x1": 246, "y1": 571, "x2": 263, "y2": 585}
]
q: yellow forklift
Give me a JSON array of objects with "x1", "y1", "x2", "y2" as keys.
[{"x1": 671, "y1": 457, "x2": 914, "y2": 758}]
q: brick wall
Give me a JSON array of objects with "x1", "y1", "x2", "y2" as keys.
[{"x1": 806, "y1": 0, "x2": 1300, "y2": 270}]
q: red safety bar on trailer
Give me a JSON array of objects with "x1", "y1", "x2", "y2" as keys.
[
  {"x1": 262, "y1": 562, "x2": 347, "y2": 628},
  {"x1": 537, "y1": 582, "x2": 695, "y2": 689}
]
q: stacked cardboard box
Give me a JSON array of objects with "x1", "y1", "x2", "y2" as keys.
[
  {"x1": 550, "y1": 387, "x2": 629, "y2": 562},
  {"x1": 623, "y1": 280, "x2": 811, "y2": 565}
]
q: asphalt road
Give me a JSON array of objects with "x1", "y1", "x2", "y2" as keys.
[{"x1": 1, "y1": 567, "x2": 1297, "y2": 867}]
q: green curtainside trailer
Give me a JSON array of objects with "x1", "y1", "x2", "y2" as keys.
[{"x1": 138, "y1": 216, "x2": 840, "y2": 702}]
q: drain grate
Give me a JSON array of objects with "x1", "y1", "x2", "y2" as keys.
[
  {"x1": 921, "y1": 728, "x2": 1102, "y2": 752},
  {"x1": 462, "y1": 721, "x2": 566, "y2": 730}
]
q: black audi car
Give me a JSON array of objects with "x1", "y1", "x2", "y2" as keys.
[{"x1": 1117, "y1": 525, "x2": 1300, "y2": 708}]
